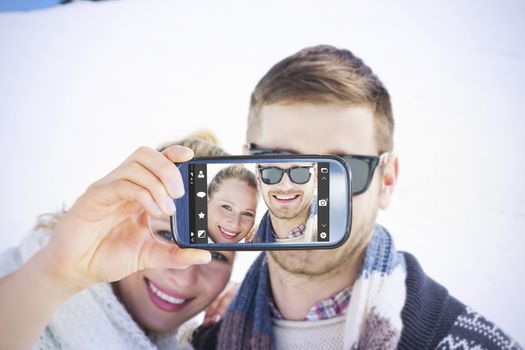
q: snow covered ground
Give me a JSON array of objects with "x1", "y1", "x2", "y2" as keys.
[{"x1": 1, "y1": 0, "x2": 524, "y2": 343}]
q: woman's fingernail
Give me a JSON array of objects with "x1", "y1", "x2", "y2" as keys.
[
  {"x1": 165, "y1": 197, "x2": 176, "y2": 213},
  {"x1": 171, "y1": 178, "x2": 185, "y2": 198},
  {"x1": 194, "y1": 251, "x2": 211, "y2": 264}
]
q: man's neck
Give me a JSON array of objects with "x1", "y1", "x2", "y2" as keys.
[
  {"x1": 267, "y1": 248, "x2": 365, "y2": 320},
  {"x1": 270, "y1": 210, "x2": 309, "y2": 238}
]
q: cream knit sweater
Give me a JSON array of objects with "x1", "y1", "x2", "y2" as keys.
[
  {"x1": 272, "y1": 315, "x2": 346, "y2": 350},
  {"x1": 0, "y1": 228, "x2": 194, "y2": 350}
]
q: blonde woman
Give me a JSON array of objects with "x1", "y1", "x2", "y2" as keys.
[
  {"x1": 0, "y1": 131, "x2": 237, "y2": 350},
  {"x1": 206, "y1": 165, "x2": 258, "y2": 243}
]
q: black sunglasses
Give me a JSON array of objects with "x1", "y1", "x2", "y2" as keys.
[
  {"x1": 258, "y1": 166, "x2": 313, "y2": 185},
  {"x1": 249, "y1": 143, "x2": 387, "y2": 195}
]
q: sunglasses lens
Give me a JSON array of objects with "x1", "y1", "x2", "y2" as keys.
[
  {"x1": 289, "y1": 167, "x2": 312, "y2": 184},
  {"x1": 260, "y1": 168, "x2": 283, "y2": 184},
  {"x1": 251, "y1": 147, "x2": 379, "y2": 195},
  {"x1": 345, "y1": 158, "x2": 371, "y2": 195}
]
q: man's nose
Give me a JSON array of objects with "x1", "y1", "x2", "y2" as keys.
[{"x1": 275, "y1": 172, "x2": 295, "y2": 191}]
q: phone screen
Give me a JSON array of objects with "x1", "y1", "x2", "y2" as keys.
[{"x1": 173, "y1": 155, "x2": 351, "y2": 250}]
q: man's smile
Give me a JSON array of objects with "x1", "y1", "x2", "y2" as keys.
[{"x1": 271, "y1": 192, "x2": 301, "y2": 205}]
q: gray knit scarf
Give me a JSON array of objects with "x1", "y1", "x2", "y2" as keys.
[{"x1": 218, "y1": 225, "x2": 407, "y2": 350}]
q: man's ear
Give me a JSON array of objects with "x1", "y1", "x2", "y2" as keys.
[
  {"x1": 379, "y1": 154, "x2": 399, "y2": 210},
  {"x1": 242, "y1": 143, "x2": 250, "y2": 155}
]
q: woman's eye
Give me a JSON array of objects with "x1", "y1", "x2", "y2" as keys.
[
  {"x1": 210, "y1": 251, "x2": 228, "y2": 263},
  {"x1": 155, "y1": 230, "x2": 173, "y2": 242},
  {"x1": 243, "y1": 212, "x2": 254, "y2": 217},
  {"x1": 221, "y1": 205, "x2": 232, "y2": 211}
]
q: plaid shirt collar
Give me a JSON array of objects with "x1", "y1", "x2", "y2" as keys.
[
  {"x1": 272, "y1": 223, "x2": 306, "y2": 240},
  {"x1": 269, "y1": 285, "x2": 352, "y2": 321}
]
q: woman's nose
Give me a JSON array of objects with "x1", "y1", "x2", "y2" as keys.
[
  {"x1": 167, "y1": 265, "x2": 198, "y2": 288},
  {"x1": 227, "y1": 213, "x2": 242, "y2": 231}
]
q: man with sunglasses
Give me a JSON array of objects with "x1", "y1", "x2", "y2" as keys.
[
  {"x1": 252, "y1": 163, "x2": 317, "y2": 243},
  {"x1": 192, "y1": 45, "x2": 520, "y2": 349}
]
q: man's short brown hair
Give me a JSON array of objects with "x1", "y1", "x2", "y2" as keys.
[{"x1": 247, "y1": 45, "x2": 394, "y2": 152}]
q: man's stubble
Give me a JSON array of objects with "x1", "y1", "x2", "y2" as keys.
[{"x1": 268, "y1": 190, "x2": 380, "y2": 280}]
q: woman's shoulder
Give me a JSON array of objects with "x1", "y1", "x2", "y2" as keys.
[
  {"x1": 0, "y1": 226, "x2": 54, "y2": 277},
  {"x1": 153, "y1": 319, "x2": 199, "y2": 350}
]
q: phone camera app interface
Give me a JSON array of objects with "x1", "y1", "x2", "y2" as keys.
[{"x1": 188, "y1": 162, "x2": 330, "y2": 244}]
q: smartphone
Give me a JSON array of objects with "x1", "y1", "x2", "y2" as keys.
[{"x1": 170, "y1": 155, "x2": 352, "y2": 250}]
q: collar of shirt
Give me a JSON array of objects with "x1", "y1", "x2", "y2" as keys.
[
  {"x1": 269, "y1": 285, "x2": 352, "y2": 321},
  {"x1": 271, "y1": 223, "x2": 306, "y2": 239}
]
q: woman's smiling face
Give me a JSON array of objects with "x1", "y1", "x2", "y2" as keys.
[
  {"x1": 207, "y1": 178, "x2": 258, "y2": 243},
  {"x1": 114, "y1": 217, "x2": 235, "y2": 333}
]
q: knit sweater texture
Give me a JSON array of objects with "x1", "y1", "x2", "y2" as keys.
[
  {"x1": 0, "y1": 228, "x2": 194, "y2": 350},
  {"x1": 272, "y1": 316, "x2": 346, "y2": 349},
  {"x1": 192, "y1": 252, "x2": 522, "y2": 350}
]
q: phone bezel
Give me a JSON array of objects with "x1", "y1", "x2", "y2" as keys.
[{"x1": 171, "y1": 154, "x2": 352, "y2": 250}]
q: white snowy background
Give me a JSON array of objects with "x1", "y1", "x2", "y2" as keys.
[{"x1": 1, "y1": 0, "x2": 524, "y2": 342}]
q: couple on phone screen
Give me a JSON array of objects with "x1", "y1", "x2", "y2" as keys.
[{"x1": 206, "y1": 162, "x2": 318, "y2": 244}]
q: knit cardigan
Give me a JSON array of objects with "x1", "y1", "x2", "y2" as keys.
[
  {"x1": 191, "y1": 252, "x2": 521, "y2": 350},
  {"x1": 0, "y1": 228, "x2": 194, "y2": 350}
]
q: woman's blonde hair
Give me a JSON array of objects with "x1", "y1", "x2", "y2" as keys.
[
  {"x1": 208, "y1": 165, "x2": 258, "y2": 200},
  {"x1": 157, "y1": 129, "x2": 228, "y2": 158},
  {"x1": 34, "y1": 130, "x2": 227, "y2": 230}
]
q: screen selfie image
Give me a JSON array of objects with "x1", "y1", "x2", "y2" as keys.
[
  {"x1": 186, "y1": 161, "x2": 331, "y2": 245},
  {"x1": 2, "y1": 3, "x2": 524, "y2": 347}
]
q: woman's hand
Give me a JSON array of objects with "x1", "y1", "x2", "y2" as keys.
[
  {"x1": 42, "y1": 145, "x2": 211, "y2": 292},
  {"x1": 202, "y1": 281, "x2": 240, "y2": 326},
  {"x1": 244, "y1": 224, "x2": 259, "y2": 243},
  {"x1": 0, "y1": 145, "x2": 212, "y2": 349}
]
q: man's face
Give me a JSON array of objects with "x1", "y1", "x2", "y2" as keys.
[
  {"x1": 256, "y1": 162, "x2": 316, "y2": 222},
  {"x1": 252, "y1": 103, "x2": 384, "y2": 277}
]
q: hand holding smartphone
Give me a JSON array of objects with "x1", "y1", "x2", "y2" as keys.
[{"x1": 171, "y1": 155, "x2": 352, "y2": 250}]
